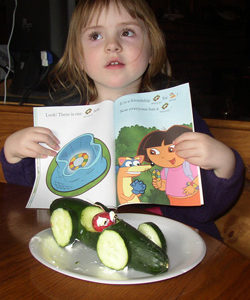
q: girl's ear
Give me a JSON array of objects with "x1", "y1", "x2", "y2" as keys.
[
  {"x1": 148, "y1": 45, "x2": 153, "y2": 64},
  {"x1": 79, "y1": 48, "x2": 85, "y2": 70},
  {"x1": 80, "y1": 57, "x2": 85, "y2": 70},
  {"x1": 148, "y1": 55, "x2": 152, "y2": 64}
]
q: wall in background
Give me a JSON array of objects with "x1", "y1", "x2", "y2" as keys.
[{"x1": 147, "y1": 0, "x2": 249, "y2": 120}]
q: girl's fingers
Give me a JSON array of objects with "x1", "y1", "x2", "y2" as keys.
[
  {"x1": 25, "y1": 143, "x2": 58, "y2": 159},
  {"x1": 28, "y1": 131, "x2": 60, "y2": 151},
  {"x1": 175, "y1": 149, "x2": 200, "y2": 160},
  {"x1": 4, "y1": 127, "x2": 60, "y2": 163},
  {"x1": 34, "y1": 127, "x2": 60, "y2": 144},
  {"x1": 173, "y1": 132, "x2": 196, "y2": 144}
]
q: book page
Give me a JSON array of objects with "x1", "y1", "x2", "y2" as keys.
[
  {"x1": 26, "y1": 101, "x2": 116, "y2": 209},
  {"x1": 114, "y1": 83, "x2": 204, "y2": 207}
]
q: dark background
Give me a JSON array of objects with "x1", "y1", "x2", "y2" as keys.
[{"x1": 0, "y1": 0, "x2": 249, "y2": 120}]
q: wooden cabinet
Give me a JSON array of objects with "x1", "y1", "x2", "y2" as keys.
[{"x1": 0, "y1": 104, "x2": 33, "y2": 182}]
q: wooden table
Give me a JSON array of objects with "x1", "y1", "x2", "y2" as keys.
[{"x1": 0, "y1": 183, "x2": 249, "y2": 300}]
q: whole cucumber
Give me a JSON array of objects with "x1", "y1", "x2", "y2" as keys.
[{"x1": 107, "y1": 220, "x2": 169, "y2": 274}]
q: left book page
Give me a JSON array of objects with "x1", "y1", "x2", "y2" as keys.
[{"x1": 26, "y1": 101, "x2": 116, "y2": 209}]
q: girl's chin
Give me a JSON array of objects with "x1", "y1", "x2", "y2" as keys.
[
  {"x1": 94, "y1": 77, "x2": 142, "y2": 97},
  {"x1": 108, "y1": 80, "x2": 141, "y2": 92}
]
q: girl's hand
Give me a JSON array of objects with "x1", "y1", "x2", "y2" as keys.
[
  {"x1": 173, "y1": 132, "x2": 235, "y2": 179},
  {"x1": 4, "y1": 127, "x2": 60, "y2": 164}
]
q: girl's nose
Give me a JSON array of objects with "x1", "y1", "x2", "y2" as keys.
[{"x1": 105, "y1": 38, "x2": 122, "y2": 53}]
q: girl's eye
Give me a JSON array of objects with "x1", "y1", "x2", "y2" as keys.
[
  {"x1": 150, "y1": 148, "x2": 160, "y2": 155},
  {"x1": 122, "y1": 29, "x2": 134, "y2": 37},
  {"x1": 89, "y1": 32, "x2": 102, "y2": 41}
]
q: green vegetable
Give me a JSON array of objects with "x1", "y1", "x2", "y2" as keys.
[
  {"x1": 107, "y1": 220, "x2": 169, "y2": 274},
  {"x1": 49, "y1": 198, "x2": 169, "y2": 274},
  {"x1": 78, "y1": 223, "x2": 101, "y2": 249},
  {"x1": 97, "y1": 230, "x2": 129, "y2": 270},
  {"x1": 138, "y1": 222, "x2": 167, "y2": 252},
  {"x1": 50, "y1": 198, "x2": 104, "y2": 249},
  {"x1": 80, "y1": 206, "x2": 104, "y2": 232},
  {"x1": 50, "y1": 208, "x2": 78, "y2": 247},
  {"x1": 50, "y1": 197, "x2": 92, "y2": 218}
]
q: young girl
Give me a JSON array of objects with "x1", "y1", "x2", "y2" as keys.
[{"x1": 0, "y1": 0, "x2": 244, "y2": 240}]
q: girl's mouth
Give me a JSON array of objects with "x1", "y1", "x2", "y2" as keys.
[
  {"x1": 110, "y1": 62, "x2": 119, "y2": 65},
  {"x1": 106, "y1": 60, "x2": 124, "y2": 68}
]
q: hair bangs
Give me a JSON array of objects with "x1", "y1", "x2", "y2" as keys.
[{"x1": 80, "y1": 0, "x2": 143, "y2": 29}]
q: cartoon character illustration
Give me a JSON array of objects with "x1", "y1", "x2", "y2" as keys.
[
  {"x1": 117, "y1": 155, "x2": 152, "y2": 205},
  {"x1": 137, "y1": 125, "x2": 201, "y2": 206}
]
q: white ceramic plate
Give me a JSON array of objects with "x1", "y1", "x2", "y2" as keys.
[{"x1": 29, "y1": 213, "x2": 206, "y2": 285}]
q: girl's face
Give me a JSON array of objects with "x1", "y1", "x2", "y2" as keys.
[
  {"x1": 81, "y1": 2, "x2": 152, "y2": 102},
  {"x1": 146, "y1": 140, "x2": 185, "y2": 168}
]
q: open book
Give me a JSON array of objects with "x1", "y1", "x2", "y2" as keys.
[{"x1": 26, "y1": 83, "x2": 204, "y2": 209}]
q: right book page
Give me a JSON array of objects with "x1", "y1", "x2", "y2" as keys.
[{"x1": 114, "y1": 83, "x2": 204, "y2": 207}]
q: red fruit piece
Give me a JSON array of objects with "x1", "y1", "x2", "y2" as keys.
[{"x1": 92, "y1": 211, "x2": 116, "y2": 232}]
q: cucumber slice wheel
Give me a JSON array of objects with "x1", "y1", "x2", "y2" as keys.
[
  {"x1": 138, "y1": 222, "x2": 167, "y2": 252},
  {"x1": 80, "y1": 206, "x2": 104, "y2": 232},
  {"x1": 97, "y1": 230, "x2": 129, "y2": 270},
  {"x1": 50, "y1": 208, "x2": 77, "y2": 247}
]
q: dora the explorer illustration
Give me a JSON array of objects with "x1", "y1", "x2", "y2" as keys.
[{"x1": 137, "y1": 125, "x2": 201, "y2": 206}]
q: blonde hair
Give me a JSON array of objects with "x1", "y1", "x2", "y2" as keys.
[{"x1": 49, "y1": 0, "x2": 171, "y2": 104}]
